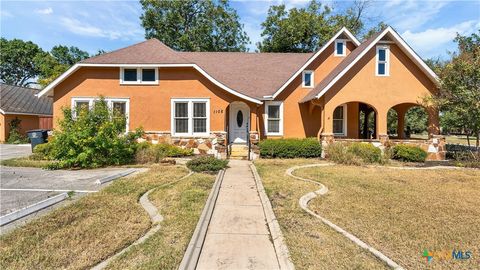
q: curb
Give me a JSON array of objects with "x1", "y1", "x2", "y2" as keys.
[
  {"x1": 95, "y1": 169, "x2": 137, "y2": 184},
  {"x1": 0, "y1": 192, "x2": 69, "y2": 226},
  {"x1": 250, "y1": 164, "x2": 295, "y2": 270},
  {"x1": 287, "y1": 164, "x2": 404, "y2": 270},
  {"x1": 178, "y1": 169, "x2": 225, "y2": 270}
]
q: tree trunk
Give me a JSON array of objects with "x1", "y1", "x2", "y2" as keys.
[{"x1": 467, "y1": 134, "x2": 470, "y2": 147}]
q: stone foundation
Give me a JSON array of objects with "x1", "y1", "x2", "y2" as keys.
[
  {"x1": 139, "y1": 131, "x2": 228, "y2": 159},
  {"x1": 321, "y1": 134, "x2": 446, "y2": 161}
]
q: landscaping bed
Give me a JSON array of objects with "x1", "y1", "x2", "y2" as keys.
[
  {"x1": 0, "y1": 165, "x2": 216, "y2": 269},
  {"x1": 255, "y1": 159, "x2": 480, "y2": 269}
]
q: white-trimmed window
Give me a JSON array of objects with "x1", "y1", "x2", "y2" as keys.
[
  {"x1": 71, "y1": 97, "x2": 130, "y2": 131},
  {"x1": 302, "y1": 70, "x2": 314, "y2": 88},
  {"x1": 376, "y1": 45, "x2": 390, "y2": 76},
  {"x1": 334, "y1": 40, "x2": 346, "y2": 56},
  {"x1": 265, "y1": 101, "x2": 283, "y2": 136},
  {"x1": 171, "y1": 98, "x2": 210, "y2": 137},
  {"x1": 333, "y1": 104, "x2": 347, "y2": 136},
  {"x1": 120, "y1": 67, "x2": 158, "y2": 84}
]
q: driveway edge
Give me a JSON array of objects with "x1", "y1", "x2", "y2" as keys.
[
  {"x1": 178, "y1": 169, "x2": 225, "y2": 270},
  {"x1": 250, "y1": 163, "x2": 295, "y2": 270}
]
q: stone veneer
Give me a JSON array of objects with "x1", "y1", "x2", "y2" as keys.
[
  {"x1": 321, "y1": 133, "x2": 446, "y2": 161},
  {"x1": 139, "y1": 131, "x2": 228, "y2": 159}
]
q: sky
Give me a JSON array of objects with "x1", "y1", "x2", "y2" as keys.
[{"x1": 1, "y1": 0, "x2": 479, "y2": 60}]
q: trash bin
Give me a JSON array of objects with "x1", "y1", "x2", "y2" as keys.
[{"x1": 26, "y1": 129, "x2": 49, "y2": 150}]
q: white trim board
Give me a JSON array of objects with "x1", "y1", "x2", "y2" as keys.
[
  {"x1": 37, "y1": 63, "x2": 262, "y2": 105},
  {"x1": 313, "y1": 27, "x2": 439, "y2": 100},
  {"x1": 268, "y1": 27, "x2": 360, "y2": 99}
]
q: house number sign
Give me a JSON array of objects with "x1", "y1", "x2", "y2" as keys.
[{"x1": 213, "y1": 109, "x2": 224, "y2": 114}]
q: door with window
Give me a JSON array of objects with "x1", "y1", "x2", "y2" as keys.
[{"x1": 229, "y1": 102, "x2": 249, "y2": 144}]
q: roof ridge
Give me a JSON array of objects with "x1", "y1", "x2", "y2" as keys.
[{"x1": 81, "y1": 38, "x2": 165, "y2": 63}]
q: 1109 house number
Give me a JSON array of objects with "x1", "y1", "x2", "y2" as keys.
[{"x1": 213, "y1": 109, "x2": 224, "y2": 114}]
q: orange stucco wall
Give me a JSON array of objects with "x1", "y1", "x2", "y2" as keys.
[
  {"x1": 266, "y1": 41, "x2": 356, "y2": 139},
  {"x1": 53, "y1": 67, "x2": 258, "y2": 134},
  {"x1": 322, "y1": 43, "x2": 438, "y2": 137},
  {"x1": 0, "y1": 114, "x2": 41, "y2": 142}
]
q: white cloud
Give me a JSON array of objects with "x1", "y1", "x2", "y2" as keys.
[
  {"x1": 402, "y1": 20, "x2": 479, "y2": 58},
  {"x1": 35, "y1": 7, "x2": 53, "y2": 15},
  {"x1": 0, "y1": 10, "x2": 13, "y2": 18},
  {"x1": 60, "y1": 16, "x2": 143, "y2": 40}
]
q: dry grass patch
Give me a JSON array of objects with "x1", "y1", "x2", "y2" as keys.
[
  {"x1": 0, "y1": 165, "x2": 192, "y2": 270},
  {"x1": 255, "y1": 159, "x2": 387, "y2": 269},
  {"x1": 297, "y1": 165, "x2": 480, "y2": 269},
  {"x1": 0, "y1": 157, "x2": 54, "y2": 168},
  {"x1": 105, "y1": 173, "x2": 215, "y2": 269}
]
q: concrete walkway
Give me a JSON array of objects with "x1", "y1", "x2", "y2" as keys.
[{"x1": 196, "y1": 160, "x2": 280, "y2": 270}]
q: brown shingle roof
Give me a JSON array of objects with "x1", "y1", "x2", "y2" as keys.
[
  {"x1": 81, "y1": 39, "x2": 191, "y2": 64},
  {"x1": 0, "y1": 84, "x2": 52, "y2": 115},
  {"x1": 180, "y1": 52, "x2": 312, "y2": 99},
  {"x1": 300, "y1": 31, "x2": 385, "y2": 103}
]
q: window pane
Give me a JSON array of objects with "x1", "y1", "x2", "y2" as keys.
[
  {"x1": 336, "y1": 42, "x2": 344, "y2": 55},
  {"x1": 193, "y1": 102, "x2": 206, "y2": 117},
  {"x1": 333, "y1": 106, "x2": 343, "y2": 119},
  {"x1": 268, "y1": 120, "x2": 280, "y2": 133},
  {"x1": 304, "y1": 72, "x2": 312, "y2": 86},
  {"x1": 378, "y1": 63, "x2": 386, "y2": 75},
  {"x1": 268, "y1": 105, "x2": 280, "y2": 118},
  {"x1": 333, "y1": 120, "x2": 344, "y2": 134},
  {"x1": 175, "y1": 119, "x2": 188, "y2": 133},
  {"x1": 142, "y1": 69, "x2": 155, "y2": 81},
  {"x1": 124, "y1": 69, "x2": 137, "y2": 81},
  {"x1": 75, "y1": 101, "x2": 89, "y2": 114},
  {"x1": 194, "y1": 119, "x2": 206, "y2": 133},
  {"x1": 113, "y1": 102, "x2": 126, "y2": 116},
  {"x1": 378, "y1": 49, "x2": 386, "y2": 61},
  {"x1": 175, "y1": 102, "x2": 188, "y2": 117}
]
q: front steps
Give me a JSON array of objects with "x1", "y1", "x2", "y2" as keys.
[{"x1": 229, "y1": 144, "x2": 249, "y2": 160}]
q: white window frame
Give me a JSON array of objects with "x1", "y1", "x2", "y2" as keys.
[
  {"x1": 334, "y1": 39, "x2": 346, "y2": 57},
  {"x1": 264, "y1": 101, "x2": 284, "y2": 136},
  {"x1": 171, "y1": 98, "x2": 210, "y2": 137},
  {"x1": 333, "y1": 104, "x2": 347, "y2": 136},
  {"x1": 302, "y1": 70, "x2": 314, "y2": 88},
  {"x1": 71, "y1": 97, "x2": 130, "y2": 131},
  {"x1": 376, "y1": 45, "x2": 390, "y2": 76},
  {"x1": 120, "y1": 67, "x2": 159, "y2": 85}
]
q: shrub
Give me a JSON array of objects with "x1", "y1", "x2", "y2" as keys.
[
  {"x1": 46, "y1": 98, "x2": 143, "y2": 169},
  {"x1": 326, "y1": 142, "x2": 385, "y2": 165},
  {"x1": 186, "y1": 156, "x2": 228, "y2": 172},
  {"x1": 347, "y1": 143, "x2": 383, "y2": 163},
  {"x1": 392, "y1": 144, "x2": 427, "y2": 162},
  {"x1": 259, "y1": 138, "x2": 322, "y2": 158},
  {"x1": 6, "y1": 118, "x2": 28, "y2": 144},
  {"x1": 31, "y1": 142, "x2": 55, "y2": 160},
  {"x1": 135, "y1": 142, "x2": 193, "y2": 163}
]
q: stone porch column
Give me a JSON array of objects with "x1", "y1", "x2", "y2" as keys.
[
  {"x1": 427, "y1": 107, "x2": 440, "y2": 138},
  {"x1": 396, "y1": 107, "x2": 407, "y2": 139}
]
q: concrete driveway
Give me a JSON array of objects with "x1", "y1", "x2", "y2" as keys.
[
  {"x1": 0, "y1": 165, "x2": 142, "y2": 232},
  {"x1": 0, "y1": 144, "x2": 32, "y2": 160}
]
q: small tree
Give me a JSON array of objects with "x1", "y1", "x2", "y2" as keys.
[
  {"x1": 433, "y1": 31, "x2": 480, "y2": 147},
  {"x1": 6, "y1": 117, "x2": 28, "y2": 144},
  {"x1": 47, "y1": 98, "x2": 143, "y2": 168}
]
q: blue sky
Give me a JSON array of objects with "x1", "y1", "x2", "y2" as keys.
[{"x1": 1, "y1": 0, "x2": 479, "y2": 59}]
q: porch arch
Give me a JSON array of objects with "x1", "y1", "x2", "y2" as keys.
[{"x1": 387, "y1": 102, "x2": 439, "y2": 139}]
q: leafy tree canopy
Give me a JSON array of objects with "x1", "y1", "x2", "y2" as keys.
[
  {"x1": 257, "y1": 0, "x2": 381, "y2": 52},
  {"x1": 140, "y1": 0, "x2": 249, "y2": 52},
  {"x1": 0, "y1": 38, "x2": 44, "y2": 86}
]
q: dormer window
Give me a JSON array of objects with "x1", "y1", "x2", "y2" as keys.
[
  {"x1": 302, "y1": 70, "x2": 314, "y2": 88},
  {"x1": 334, "y1": 40, "x2": 346, "y2": 56},
  {"x1": 376, "y1": 45, "x2": 390, "y2": 76},
  {"x1": 120, "y1": 67, "x2": 158, "y2": 84}
]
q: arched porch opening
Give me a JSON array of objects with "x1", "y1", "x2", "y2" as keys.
[
  {"x1": 387, "y1": 103, "x2": 430, "y2": 139},
  {"x1": 329, "y1": 101, "x2": 379, "y2": 139},
  {"x1": 358, "y1": 103, "x2": 377, "y2": 139}
]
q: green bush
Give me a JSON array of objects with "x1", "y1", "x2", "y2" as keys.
[
  {"x1": 392, "y1": 144, "x2": 427, "y2": 162},
  {"x1": 135, "y1": 142, "x2": 193, "y2": 163},
  {"x1": 6, "y1": 118, "x2": 28, "y2": 144},
  {"x1": 31, "y1": 142, "x2": 55, "y2": 160},
  {"x1": 326, "y1": 142, "x2": 385, "y2": 165},
  {"x1": 259, "y1": 138, "x2": 322, "y2": 158},
  {"x1": 45, "y1": 98, "x2": 143, "y2": 169},
  {"x1": 186, "y1": 156, "x2": 228, "y2": 172},
  {"x1": 347, "y1": 143, "x2": 383, "y2": 163}
]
